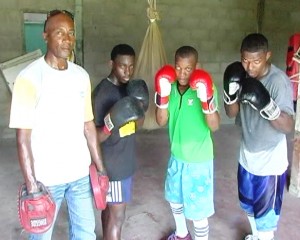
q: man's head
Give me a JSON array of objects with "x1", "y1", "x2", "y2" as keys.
[
  {"x1": 174, "y1": 46, "x2": 198, "y2": 87},
  {"x1": 110, "y1": 44, "x2": 135, "y2": 85},
  {"x1": 43, "y1": 10, "x2": 75, "y2": 61},
  {"x1": 240, "y1": 33, "x2": 271, "y2": 79}
]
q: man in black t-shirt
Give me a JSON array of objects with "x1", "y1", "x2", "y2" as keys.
[{"x1": 93, "y1": 44, "x2": 146, "y2": 240}]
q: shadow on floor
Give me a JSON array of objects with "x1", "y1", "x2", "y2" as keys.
[{"x1": 1, "y1": 124, "x2": 300, "y2": 239}]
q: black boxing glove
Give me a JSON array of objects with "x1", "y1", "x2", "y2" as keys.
[
  {"x1": 126, "y1": 79, "x2": 149, "y2": 112},
  {"x1": 223, "y1": 61, "x2": 246, "y2": 105},
  {"x1": 103, "y1": 96, "x2": 145, "y2": 137},
  {"x1": 240, "y1": 77, "x2": 281, "y2": 120}
]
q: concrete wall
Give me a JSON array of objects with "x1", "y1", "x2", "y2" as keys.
[
  {"x1": 263, "y1": 1, "x2": 300, "y2": 70},
  {"x1": 0, "y1": 0, "x2": 299, "y2": 138},
  {"x1": 0, "y1": 0, "x2": 74, "y2": 139}
]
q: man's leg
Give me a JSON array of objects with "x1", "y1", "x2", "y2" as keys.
[
  {"x1": 238, "y1": 164, "x2": 257, "y2": 239},
  {"x1": 193, "y1": 218, "x2": 209, "y2": 240},
  {"x1": 164, "y1": 157, "x2": 189, "y2": 239},
  {"x1": 254, "y1": 172, "x2": 286, "y2": 240},
  {"x1": 184, "y1": 161, "x2": 214, "y2": 240},
  {"x1": 103, "y1": 176, "x2": 132, "y2": 240},
  {"x1": 246, "y1": 214, "x2": 259, "y2": 237},
  {"x1": 238, "y1": 164, "x2": 286, "y2": 240},
  {"x1": 102, "y1": 203, "x2": 126, "y2": 240},
  {"x1": 169, "y1": 202, "x2": 189, "y2": 238},
  {"x1": 101, "y1": 206, "x2": 109, "y2": 238},
  {"x1": 65, "y1": 176, "x2": 96, "y2": 240}
]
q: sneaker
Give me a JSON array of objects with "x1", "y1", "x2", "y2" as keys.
[
  {"x1": 245, "y1": 235, "x2": 259, "y2": 240},
  {"x1": 164, "y1": 231, "x2": 192, "y2": 240}
]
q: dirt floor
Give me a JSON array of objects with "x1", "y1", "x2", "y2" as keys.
[{"x1": 1, "y1": 124, "x2": 300, "y2": 240}]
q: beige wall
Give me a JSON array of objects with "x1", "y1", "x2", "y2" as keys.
[{"x1": 0, "y1": 0, "x2": 299, "y2": 138}]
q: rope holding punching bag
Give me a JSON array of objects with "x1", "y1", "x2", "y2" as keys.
[{"x1": 133, "y1": 0, "x2": 167, "y2": 130}]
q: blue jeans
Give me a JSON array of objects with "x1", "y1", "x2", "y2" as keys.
[{"x1": 29, "y1": 176, "x2": 96, "y2": 240}]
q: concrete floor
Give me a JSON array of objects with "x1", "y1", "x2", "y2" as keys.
[{"x1": 1, "y1": 124, "x2": 300, "y2": 240}]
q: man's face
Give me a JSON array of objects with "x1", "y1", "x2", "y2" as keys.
[
  {"x1": 43, "y1": 13, "x2": 75, "y2": 60},
  {"x1": 241, "y1": 50, "x2": 271, "y2": 79},
  {"x1": 175, "y1": 55, "x2": 197, "y2": 87},
  {"x1": 111, "y1": 55, "x2": 135, "y2": 85}
]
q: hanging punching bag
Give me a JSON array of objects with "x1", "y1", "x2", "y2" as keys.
[{"x1": 286, "y1": 33, "x2": 300, "y2": 108}]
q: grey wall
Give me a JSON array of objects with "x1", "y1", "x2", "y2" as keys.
[{"x1": 0, "y1": 0, "x2": 299, "y2": 138}]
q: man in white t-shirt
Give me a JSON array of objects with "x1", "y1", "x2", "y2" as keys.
[{"x1": 9, "y1": 10, "x2": 106, "y2": 240}]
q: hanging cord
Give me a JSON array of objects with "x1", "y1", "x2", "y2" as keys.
[
  {"x1": 294, "y1": 47, "x2": 300, "y2": 63},
  {"x1": 257, "y1": 0, "x2": 265, "y2": 33},
  {"x1": 147, "y1": 0, "x2": 160, "y2": 22},
  {"x1": 289, "y1": 47, "x2": 300, "y2": 82},
  {"x1": 290, "y1": 74, "x2": 300, "y2": 83}
]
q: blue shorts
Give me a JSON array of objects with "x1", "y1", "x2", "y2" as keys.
[
  {"x1": 107, "y1": 176, "x2": 132, "y2": 204},
  {"x1": 165, "y1": 156, "x2": 214, "y2": 220},
  {"x1": 238, "y1": 164, "x2": 286, "y2": 231}
]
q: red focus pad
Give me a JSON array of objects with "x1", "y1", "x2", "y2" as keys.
[
  {"x1": 18, "y1": 182, "x2": 56, "y2": 234},
  {"x1": 89, "y1": 163, "x2": 109, "y2": 210}
]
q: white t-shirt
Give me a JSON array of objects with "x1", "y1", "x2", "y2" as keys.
[
  {"x1": 239, "y1": 135, "x2": 288, "y2": 175},
  {"x1": 10, "y1": 57, "x2": 94, "y2": 186}
]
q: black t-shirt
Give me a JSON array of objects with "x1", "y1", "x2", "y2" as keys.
[{"x1": 92, "y1": 78, "x2": 136, "y2": 180}]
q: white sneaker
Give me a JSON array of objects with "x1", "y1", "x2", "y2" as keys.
[{"x1": 245, "y1": 235, "x2": 259, "y2": 240}]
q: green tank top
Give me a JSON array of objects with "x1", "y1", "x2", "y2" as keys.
[{"x1": 168, "y1": 83, "x2": 217, "y2": 163}]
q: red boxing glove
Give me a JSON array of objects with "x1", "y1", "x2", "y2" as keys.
[
  {"x1": 154, "y1": 65, "x2": 176, "y2": 109},
  {"x1": 189, "y1": 69, "x2": 217, "y2": 114}
]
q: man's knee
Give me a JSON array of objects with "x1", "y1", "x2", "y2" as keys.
[{"x1": 109, "y1": 204, "x2": 126, "y2": 226}]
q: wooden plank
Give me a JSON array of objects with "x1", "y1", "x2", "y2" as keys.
[
  {"x1": 0, "y1": 49, "x2": 42, "y2": 93},
  {"x1": 289, "y1": 132, "x2": 300, "y2": 197},
  {"x1": 289, "y1": 48, "x2": 300, "y2": 197}
]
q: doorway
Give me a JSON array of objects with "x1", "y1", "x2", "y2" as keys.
[{"x1": 23, "y1": 13, "x2": 47, "y2": 54}]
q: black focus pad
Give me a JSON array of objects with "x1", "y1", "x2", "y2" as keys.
[{"x1": 126, "y1": 79, "x2": 149, "y2": 112}]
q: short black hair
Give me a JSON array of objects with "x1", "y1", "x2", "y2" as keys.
[
  {"x1": 43, "y1": 10, "x2": 74, "y2": 32},
  {"x1": 240, "y1": 33, "x2": 268, "y2": 53},
  {"x1": 175, "y1": 46, "x2": 198, "y2": 61},
  {"x1": 111, "y1": 44, "x2": 135, "y2": 61}
]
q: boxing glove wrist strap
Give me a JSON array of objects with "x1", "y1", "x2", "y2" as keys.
[
  {"x1": 155, "y1": 92, "x2": 169, "y2": 109},
  {"x1": 260, "y1": 98, "x2": 281, "y2": 120},
  {"x1": 223, "y1": 91, "x2": 238, "y2": 105},
  {"x1": 202, "y1": 96, "x2": 218, "y2": 114},
  {"x1": 102, "y1": 125, "x2": 111, "y2": 135}
]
